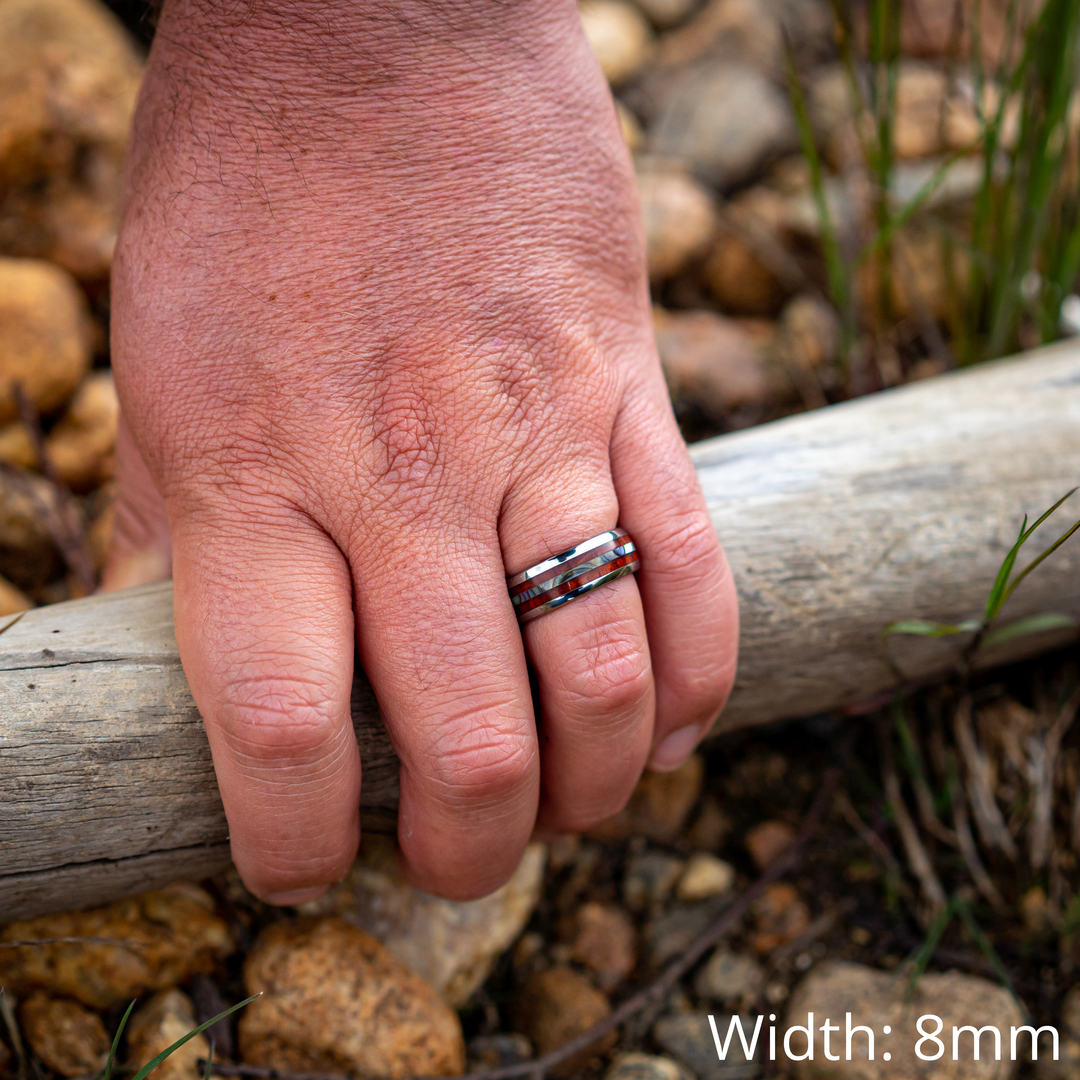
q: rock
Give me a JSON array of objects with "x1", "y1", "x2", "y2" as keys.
[
  {"x1": 591, "y1": 755, "x2": 704, "y2": 842},
  {"x1": 571, "y1": 902, "x2": 637, "y2": 990},
  {"x1": 686, "y1": 797, "x2": 734, "y2": 851},
  {"x1": 624, "y1": 851, "x2": 687, "y2": 912},
  {"x1": 751, "y1": 882, "x2": 810, "y2": 953},
  {"x1": 636, "y1": 159, "x2": 718, "y2": 281},
  {"x1": 45, "y1": 372, "x2": 119, "y2": 491},
  {"x1": 0, "y1": 1037, "x2": 10, "y2": 1079},
  {"x1": 606, "y1": 1051, "x2": 695, "y2": 1080},
  {"x1": 654, "y1": 309, "x2": 780, "y2": 417},
  {"x1": 513, "y1": 967, "x2": 616, "y2": 1079},
  {"x1": 0, "y1": 0, "x2": 143, "y2": 281},
  {"x1": 299, "y1": 837, "x2": 545, "y2": 1009},
  {"x1": 126, "y1": 990, "x2": 208, "y2": 1080},
  {"x1": 580, "y1": 0, "x2": 654, "y2": 86},
  {"x1": 0, "y1": 468, "x2": 63, "y2": 589},
  {"x1": 676, "y1": 854, "x2": 735, "y2": 902},
  {"x1": 654, "y1": 1013, "x2": 761, "y2": 1079},
  {"x1": 617, "y1": 101, "x2": 646, "y2": 150},
  {"x1": 238, "y1": 917, "x2": 464, "y2": 1077},
  {"x1": 786, "y1": 961, "x2": 1025, "y2": 1079},
  {"x1": 0, "y1": 422, "x2": 35, "y2": 469},
  {"x1": 694, "y1": 948, "x2": 766, "y2": 1003},
  {"x1": 652, "y1": 0, "x2": 782, "y2": 72},
  {"x1": 18, "y1": 993, "x2": 108, "y2": 1077},
  {"x1": 705, "y1": 224, "x2": 789, "y2": 316},
  {"x1": 773, "y1": 295, "x2": 841, "y2": 373},
  {"x1": 645, "y1": 896, "x2": 729, "y2": 968},
  {"x1": 467, "y1": 1034, "x2": 533, "y2": 1070},
  {"x1": 0, "y1": 884, "x2": 234, "y2": 1009},
  {"x1": 745, "y1": 821, "x2": 796, "y2": 869},
  {"x1": 645, "y1": 61, "x2": 797, "y2": 189},
  {"x1": 0, "y1": 572, "x2": 32, "y2": 615},
  {"x1": 632, "y1": 0, "x2": 701, "y2": 27},
  {"x1": 1062, "y1": 984, "x2": 1080, "y2": 1039},
  {"x1": 0, "y1": 258, "x2": 91, "y2": 423}
]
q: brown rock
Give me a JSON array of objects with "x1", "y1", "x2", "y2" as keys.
[
  {"x1": 579, "y1": 0, "x2": 654, "y2": 86},
  {"x1": 617, "y1": 101, "x2": 645, "y2": 150},
  {"x1": 0, "y1": 258, "x2": 91, "y2": 423},
  {"x1": 44, "y1": 372, "x2": 119, "y2": 491},
  {"x1": 704, "y1": 229, "x2": 788, "y2": 316},
  {"x1": 571, "y1": 902, "x2": 637, "y2": 991},
  {"x1": 652, "y1": 0, "x2": 782, "y2": 72},
  {"x1": 0, "y1": 572, "x2": 32, "y2": 615},
  {"x1": 238, "y1": 917, "x2": 464, "y2": 1078},
  {"x1": 0, "y1": 884, "x2": 234, "y2": 1009},
  {"x1": 590, "y1": 754, "x2": 704, "y2": 842},
  {"x1": 0, "y1": 0, "x2": 143, "y2": 281},
  {"x1": 654, "y1": 309, "x2": 779, "y2": 417},
  {"x1": 636, "y1": 160, "x2": 718, "y2": 281},
  {"x1": 126, "y1": 990, "x2": 209, "y2": 1080},
  {"x1": 686, "y1": 796, "x2": 733, "y2": 850},
  {"x1": 513, "y1": 967, "x2": 616, "y2": 1078},
  {"x1": 0, "y1": 468, "x2": 63, "y2": 589},
  {"x1": 786, "y1": 961, "x2": 1024, "y2": 1079},
  {"x1": 0, "y1": 422, "x2": 35, "y2": 469},
  {"x1": 18, "y1": 993, "x2": 108, "y2": 1077},
  {"x1": 745, "y1": 820, "x2": 796, "y2": 869},
  {"x1": 751, "y1": 882, "x2": 810, "y2": 953},
  {"x1": 774, "y1": 294, "x2": 841, "y2": 372},
  {"x1": 300, "y1": 839, "x2": 546, "y2": 1009}
]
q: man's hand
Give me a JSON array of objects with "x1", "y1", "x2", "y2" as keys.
[{"x1": 105, "y1": 0, "x2": 738, "y2": 903}]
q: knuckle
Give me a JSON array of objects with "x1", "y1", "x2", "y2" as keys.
[
  {"x1": 558, "y1": 614, "x2": 652, "y2": 722},
  {"x1": 650, "y1": 507, "x2": 724, "y2": 579},
  {"x1": 366, "y1": 369, "x2": 446, "y2": 502}
]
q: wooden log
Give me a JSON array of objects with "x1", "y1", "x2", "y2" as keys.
[{"x1": 3, "y1": 342, "x2": 1080, "y2": 921}]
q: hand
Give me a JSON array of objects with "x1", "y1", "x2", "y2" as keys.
[{"x1": 104, "y1": 0, "x2": 738, "y2": 903}]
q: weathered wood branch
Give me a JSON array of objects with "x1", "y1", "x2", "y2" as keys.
[{"x1": 3, "y1": 343, "x2": 1080, "y2": 920}]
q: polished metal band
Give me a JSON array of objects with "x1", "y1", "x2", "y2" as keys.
[{"x1": 507, "y1": 528, "x2": 640, "y2": 624}]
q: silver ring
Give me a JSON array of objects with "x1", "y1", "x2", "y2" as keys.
[{"x1": 507, "y1": 528, "x2": 640, "y2": 624}]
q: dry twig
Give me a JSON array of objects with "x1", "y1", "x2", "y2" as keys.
[
  {"x1": 948, "y1": 751, "x2": 1008, "y2": 913},
  {"x1": 954, "y1": 696, "x2": 1018, "y2": 860},
  {"x1": 1028, "y1": 686, "x2": 1080, "y2": 870}
]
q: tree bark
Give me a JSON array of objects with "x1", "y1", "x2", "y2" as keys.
[{"x1": 3, "y1": 342, "x2": 1080, "y2": 920}]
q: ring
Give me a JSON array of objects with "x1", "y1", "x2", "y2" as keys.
[{"x1": 507, "y1": 528, "x2": 640, "y2": 624}]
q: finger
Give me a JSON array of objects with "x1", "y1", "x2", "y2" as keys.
[
  {"x1": 500, "y1": 474, "x2": 654, "y2": 835},
  {"x1": 610, "y1": 371, "x2": 738, "y2": 771},
  {"x1": 170, "y1": 499, "x2": 361, "y2": 904},
  {"x1": 351, "y1": 516, "x2": 539, "y2": 902},
  {"x1": 101, "y1": 417, "x2": 172, "y2": 591}
]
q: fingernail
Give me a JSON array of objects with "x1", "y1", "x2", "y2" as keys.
[
  {"x1": 649, "y1": 724, "x2": 701, "y2": 771},
  {"x1": 263, "y1": 885, "x2": 329, "y2": 906}
]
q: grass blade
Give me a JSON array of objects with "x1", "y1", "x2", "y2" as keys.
[
  {"x1": 97, "y1": 1001, "x2": 136, "y2": 1080},
  {"x1": 884, "y1": 619, "x2": 980, "y2": 637},
  {"x1": 999, "y1": 513, "x2": 1080, "y2": 609},
  {"x1": 980, "y1": 612, "x2": 1075, "y2": 649}
]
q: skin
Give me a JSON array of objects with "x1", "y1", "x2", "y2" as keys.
[{"x1": 104, "y1": 0, "x2": 739, "y2": 904}]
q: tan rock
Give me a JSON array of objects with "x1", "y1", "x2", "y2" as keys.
[
  {"x1": 0, "y1": 422, "x2": 35, "y2": 469},
  {"x1": 571, "y1": 902, "x2": 637, "y2": 991},
  {"x1": 654, "y1": 309, "x2": 780, "y2": 417},
  {"x1": 774, "y1": 294, "x2": 841, "y2": 372},
  {"x1": 0, "y1": 572, "x2": 32, "y2": 615},
  {"x1": 751, "y1": 882, "x2": 809, "y2": 953},
  {"x1": 0, "y1": 0, "x2": 143, "y2": 281},
  {"x1": 580, "y1": 0, "x2": 654, "y2": 86},
  {"x1": 0, "y1": 468, "x2": 63, "y2": 589},
  {"x1": 745, "y1": 820, "x2": 796, "y2": 869},
  {"x1": 0, "y1": 884, "x2": 234, "y2": 1009},
  {"x1": 513, "y1": 967, "x2": 616, "y2": 1078},
  {"x1": 86, "y1": 481, "x2": 115, "y2": 572},
  {"x1": 238, "y1": 917, "x2": 464, "y2": 1078},
  {"x1": 590, "y1": 754, "x2": 704, "y2": 842},
  {"x1": 786, "y1": 961, "x2": 1025, "y2": 1079},
  {"x1": 0, "y1": 259, "x2": 91, "y2": 423},
  {"x1": 18, "y1": 993, "x2": 108, "y2": 1077},
  {"x1": 606, "y1": 1052, "x2": 695, "y2": 1080},
  {"x1": 636, "y1": 160, "x2": 718, "y2": 281},
  {"x1": 694, "y1": 948, "x2": 766, "y2": 1003},
  {"x1": 126, "y1": 990, "x2": 209, "y2": 1080},
  {"x1": 705, "y1": 231, "x2": 787, "y2": 316},
  {"x1": 299, "y1": 839, "x2": 545, "y2": 1009},
  {"x1": 676, "y1": 853, "x2": 735, "y2": 901},
  {"x1": 44, "y1": 372, "x2": 119, "y2": 491},
  {"x1": 653, "y1": 0, "x2": 783, "y2": 72},
  {"x1": 617, "y1": 101, "x2": 645, "y2": 150}
]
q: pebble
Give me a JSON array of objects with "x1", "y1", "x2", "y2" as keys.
[
  {"x1": 751, "y1": 882, "x2": 810, "y2": 953},
  {"x1": 0, "y1": 469, "x2": 63, "y2": 590},
  {"x1": 686, "y1": 796, "x2": 734, "y2": 851},
  {"x1": 467, "y1": 1033, "x2": 533, "y2": 1070},
  {"x1": 299, "y1": 837, "x2": 545, "y2": 1008},
  {"x1": 645, "y1": 895, "x2": 730, "y2": 968},
  {"x1": 513, "y1": 966, "x2": 617, "y2": 1078},
  {"x1": 654, "y1": 309, "x2": 779, "y2": 417},
  {"x1": 126, "y1": 990, "x2": 208, "y2": 1080},
  {"x1": 580, "y1": 0, "x2": 654, "y2": 86},
  {"x1": 45, "y1": 372, "x2": 119, "y2": 492},
  {"x1": 646, "y1": 61, "x2": 797, "y2": 190},
  {"x1": 745, "y1": 820, "x2": 796, "y2": 869},
  {"x1": 0, "y1": 884, "x2": 234, "y2": 1009},
  {"x1": 652, "y1": 0, "x2": 782, "y2": 72},
  {"x1": 694, "y1": 948, "x2": 766, "y2": 1003},
  {"x1": 676, "y1": 853, "x2": 736, "y2": 902},
  {"x1": 617, "y1": 101, "x2": 646, "y2": 150},
  {"x1": 624, "y1": 851, "x2": 687, "y2": 912},
  {"x1": 632, "y1": 0, "x2": 701, "y2": 28},
  {"x1": 592, "y1": 755, "x2": 704, "y2": 842},
  {"x1": 571, "y1": 901, "x2": 638, "y2": 990},
  {"x1": 0, "y1": 0, "x2": 143, "y2": 281},
  {"x1": 705, "y1": 214, "x2": 790, "y2": 316},
  {"x1": 653, "y1": 1012, "x2": 761, "y2": 1079},
  {"x1": 606, "y1": 1051, "x2": 695, "y2": 1080},
  {"x1": 0, "y1": 422, "x2": 35, "y2": 469},
  {"x1": 18, "y1": 993, "x2": 109, "y2": 1077},
  {"x1": 773, "y1": 295, "x2": 841, "y2": 373},
  {"x1": 786, "y1": 961, "x2": 1024, "y2": 1079},
  {"x1": 0, "y1": 572, "x2": 32, "y2": 615},
  {"x1": 636, "y1": 159, "x2": 719, "y2": 282},
  {"x1": 0, "y1": 258, "x2": 91, "y2": 423},
  {"x1": 238, "y1": 917, "x2": 465, "y2": 1077}
]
